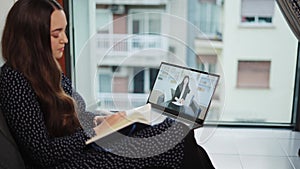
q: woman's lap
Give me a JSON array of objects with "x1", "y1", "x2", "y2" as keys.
[{"x1": 80, "y1": 118, "x2": 214, "y2": 169}]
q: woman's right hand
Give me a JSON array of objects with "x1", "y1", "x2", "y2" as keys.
[{"x1": 93, "y1": 112, "x2": 127, "y2": 136}]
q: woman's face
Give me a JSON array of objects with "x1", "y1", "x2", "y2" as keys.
[{"x1": 50, "y1": 10, "x2": 68, "y2": 59}]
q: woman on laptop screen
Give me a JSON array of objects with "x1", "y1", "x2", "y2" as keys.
[{"x1": 172, "y1": 75, "x2": 191, "y2": 106}]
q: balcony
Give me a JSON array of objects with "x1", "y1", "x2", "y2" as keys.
[
  {"x1": 95, "y1": 0, "x2": 169, "y2": 5},
  {"x1": 96, "y1": 34, "x2": 169, "y2": 67},
  {"x1": 96, "y1": 92, "x2": 149, "y2": 110}
]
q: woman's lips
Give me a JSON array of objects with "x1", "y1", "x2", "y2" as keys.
[{"x1": 59, "y1": 47, "x2": 64, "y2": 52}]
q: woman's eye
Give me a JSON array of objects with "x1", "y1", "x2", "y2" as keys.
[{"x1": 52, "y1": 34, "x2": 59, "y2": 38}]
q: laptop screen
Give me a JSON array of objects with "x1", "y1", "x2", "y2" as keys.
[{"x1": 147, "y1": 62, "x2": 219, "y2": 125}]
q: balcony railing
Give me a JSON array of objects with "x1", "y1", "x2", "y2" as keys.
[
  {"x1": 96, "y1": 34, "x2": 168, "y2": 56},
  {"x1": 95, "y1": 92, "x2": 222, "y2": 122},
  {"x1": 97, "y1": 92, "x2": 149, "y2": 110},
  {"x1": 95, "y1": 0, "x2": 169, "y2": 5}
]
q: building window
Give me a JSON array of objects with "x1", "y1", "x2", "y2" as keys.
[
  {"x1": 128, "y1": 10, "x2": 163, "y2": 50},
  {"x1": 96, "y1": 9, "x2": 113, "y2": 33},
  {"x1": 132, "y1": 67, "x2": 159, "y2": 93},
  {"x1": 237, "y1": 61, "x2": 271, "y2": 88},
  {"x1": 197, "y1": 55, "x2": 219, "y2": 99},
  {"x1": 133, "y1": 67, "x2": 145, "y2": 93},
  {"x1": 196, "y1": 1, "x2": 222, "y2": 39},
  {"x1": 241, "y1": 0, "x2": 275, "y2": 24},
  {"x1": 99, "y1": 74, "x2": 112, "y2": 92},
  {"x1": 197, "y1": 55, "x2": 217, "y2": 73}
]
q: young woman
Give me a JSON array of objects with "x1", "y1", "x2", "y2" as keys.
[
  {"x1": 172, "y1": 76, "x2": 191, "y2": 105},
  {"x1": 0, "y1": 0, "x2": 215, "y2": 168}
]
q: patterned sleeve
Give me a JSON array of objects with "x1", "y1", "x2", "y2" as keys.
[
  {"x1": 61, "y1": 74, "x2": 114, "y2": 135},
  {"x1": 61, "y1": 74, "x2": 97, "y2": 135},
  {"x1": 72, "y1": 89, "x2": 97, "y2": 136},
  {"x1": 0, "y1": 68, "x2": 92, "y2": 167}
]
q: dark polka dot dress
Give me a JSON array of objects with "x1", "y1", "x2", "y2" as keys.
[{"x1": 0, "y1": 64, "x2": 189, "y2": 169}]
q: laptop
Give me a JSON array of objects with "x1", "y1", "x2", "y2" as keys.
[
  {"x1": 86, "y1": 62, "x2": 219, "y2": 144},
  {"x1": 147, "y1": 62, "x2": 220, "y2": 129}
]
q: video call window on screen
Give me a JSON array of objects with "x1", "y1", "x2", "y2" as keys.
[{"x1": 148, "y1": 63, "x2": 219, "y2": 120}]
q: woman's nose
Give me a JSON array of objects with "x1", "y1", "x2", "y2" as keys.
[{"x1": 61, "y1": 32, "x2": 68, "y2": 44}]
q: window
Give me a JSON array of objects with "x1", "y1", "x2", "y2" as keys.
[
  {"x1": 197, "y1": 55, "x2": 219, "y2": 100},
  {"x1": 99, "y1": 74, "x2": 112, "y2": 92},
  {"x1": 129, "y1": 10, "x2": 162, "y2": 34},
  {"x1": 237, "y1": 61, "x2": 271, "y2": 88},
  {"x1": 70, "y1": 0, "x2": 297, "y2": 126},
  {"x1": 241, "y1": 0, "x2": 275, "y2": 24},
  {"x1": 131, "y1": 67, "x2": 159, "y2": 93},
  {"x1": 197, "y1": 55, "x2": 217, "y2": 73},
  {"x1": 196, "y1": 1, "x2": 222, "y2": 39},
  {"x1": 133, "y1": 67, "x2": 145, "y2": 93},
  {"x1": 128, "y1": 10, "x2": 163, "y2": 50},
  {"x1": 96, "y1": 9, "x2": 113, "y2": 34}
]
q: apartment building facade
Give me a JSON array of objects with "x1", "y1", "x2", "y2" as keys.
[{"x1": 189, "y1": 0, "x2": 298, "y2": 124}]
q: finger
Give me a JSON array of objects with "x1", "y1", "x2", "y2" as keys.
[
  {"x1": 119, "y1": 111, "x2": 126, "y2": 116},
  {"x1": 93, "y1": 119, "x2": 97, "y2": 126}
]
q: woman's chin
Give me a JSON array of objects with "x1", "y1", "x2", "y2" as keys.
[{"x1": 55, "y1": 53, "x2": 63, "y2": 60}]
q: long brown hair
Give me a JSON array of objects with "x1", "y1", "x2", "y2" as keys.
[{"x1": 1, "y1": 0, "x2": 81, "y2": 137}]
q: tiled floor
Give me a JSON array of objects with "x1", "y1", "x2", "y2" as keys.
[{"x1": 194, "y1": 127, "x2": 300, "y2": 169}]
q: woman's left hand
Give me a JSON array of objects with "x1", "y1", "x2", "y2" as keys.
[{"x1": 179, "y1": 99, "x2": 184, "y2": 104}]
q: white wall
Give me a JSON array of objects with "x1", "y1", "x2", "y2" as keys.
[
  {"x1": 222, "y1": 0, "x2": 298, "y2": 123},
  {"x1": 0, "y1": 0, "x2": 15, "y2": 66},
  {"x1": 167, "y1": 0, "x2": 188, "y2": 64}
]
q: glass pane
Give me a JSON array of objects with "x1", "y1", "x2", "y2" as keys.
[
  {"x1": 133, "y1": 67, "x2": 145, "y2": 93},
  {"x1": 197, "y1": 3, "x2": 221, "y2": 37},
  {"x1": 150, "y1": 68, "x2": 159, "y2": 89},
  {"x1": 132, "y1": 20, "x2": 141, "y2": 34},
  {"x1": 71, "y1": 0, "x2": 298, "y2": 126},
  {"x1": 96, "y1": 10, "x2": 111, "y2": 33},
  {"x1": 149, "y1": 13, "x2": 161, "y2": 33},
  {"x1": 258, "y1": 17, "x2": 272, "y2": 23},
  {"x1": 241, "y1": 16, "x2": 255, "y2": 23},
  {"x1": 99, "y1": 74, "x2": 111, "y2": 92}
]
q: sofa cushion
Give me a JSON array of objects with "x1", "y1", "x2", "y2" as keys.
[{"x1": 0, "y1": 109, "x2": 25, "y2": 169}]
